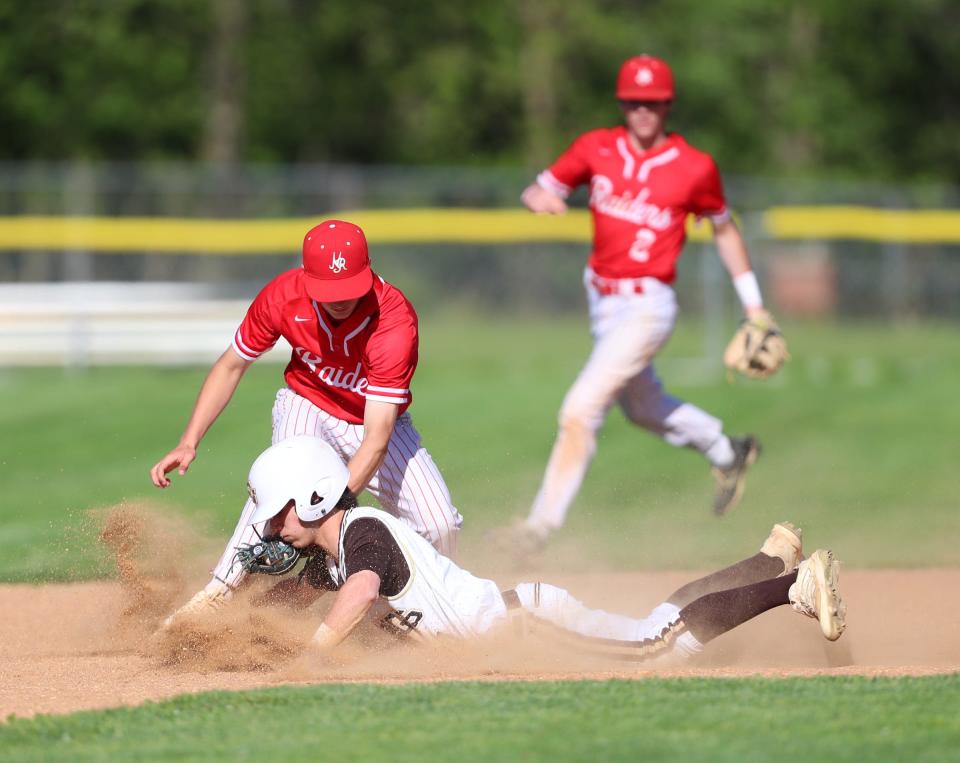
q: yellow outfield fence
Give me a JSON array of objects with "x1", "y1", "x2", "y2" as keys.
[
  {"x1": 764, "y1": 206, "x2": 960, "y2": 244},
  {"x1": 0, "y1": 210, "x2": 594, "y2": 252},
  {"x1": 0, "y1": 206, "x2": 959, "y2": 252}
]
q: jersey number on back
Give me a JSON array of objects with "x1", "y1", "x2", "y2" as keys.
[{"x1": 382, "y1": 609, "x2": 423, "y2": 635}]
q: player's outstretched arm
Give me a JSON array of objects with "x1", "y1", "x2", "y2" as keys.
[
  {"x1": 150, "y1": 348, "x2": 252, "y2": 487},
  {"x1": 522, "y1": 182, "x2": 568, "y2": 215},
  {"x1": 345, "y1": 399, "x2": 399, "y2": 495},
  {"x1": 309, "y1": 570, "x2": 382, "y2": 655}
]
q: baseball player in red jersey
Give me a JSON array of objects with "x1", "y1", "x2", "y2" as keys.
[
  {"x1": 496, "y1": 55, "x2": 779, "y2": 555},
  {"x1": 150, "y1": 220, "x2": 463, "y2": 623}
]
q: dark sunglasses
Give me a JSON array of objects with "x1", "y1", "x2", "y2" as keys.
[{"x1": 619, "y1": 100, "x2": 671, "y2": 111}]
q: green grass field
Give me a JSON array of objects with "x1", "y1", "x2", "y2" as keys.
[
  {"x1": 3, "y1": 677, "x2": 959, "y2": 763},
  {"x1": 0, "y1": 314, "x2": 958, "y2": 581},
  {"x1": 1, "y1": 313, "x2": 957, "y2": 757}
]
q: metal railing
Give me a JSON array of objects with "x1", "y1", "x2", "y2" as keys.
[{"x1": 0, "y1": 162, "x2": 957, "y2": 367}]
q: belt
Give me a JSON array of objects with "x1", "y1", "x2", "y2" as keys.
[
  {"x1": 501, "y1": 589, "x2": 522, "y2": 610},
  {"x1": 588, "y1": 273, "x2": 645, "y2": 296}
]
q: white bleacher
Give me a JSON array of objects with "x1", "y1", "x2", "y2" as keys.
[{"x1": 0, "y1": 283, "x2": 290, "y2": 367}]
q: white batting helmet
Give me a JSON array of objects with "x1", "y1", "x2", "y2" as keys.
[{"x1": 246, "y1": 436, "x2": 350, "y2": 525}]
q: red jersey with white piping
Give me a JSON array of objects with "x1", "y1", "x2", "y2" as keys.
[
  {"x1": 538, "y1": 128, "x2": 729, "y2": 282},
  {"x1": 232, "y1": 271, "x2": 417, "y2": 423}
]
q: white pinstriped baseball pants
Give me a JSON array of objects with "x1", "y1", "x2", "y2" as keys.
[
  {"x1": 511, "y1": 584, "x2": 702, "y2": 660},
  {"x1": 211, "y1": 387, "x2": 463, "y2": 589},
  {"x1": 527, "y1": 274, "x2": 727, "y2": 531}
]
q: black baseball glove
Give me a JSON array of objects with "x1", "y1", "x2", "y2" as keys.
[{"x1": 233, "y1": 536, "x2": 301, "y2": 576}]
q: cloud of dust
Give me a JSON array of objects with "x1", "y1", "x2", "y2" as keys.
[
  {"x1": 151, "y1": 603, "x2": 314, "y2": 672},
  {"x1": 79, "y1": 503, "x2": 865, "y2": 681},
  {"x1": 145, "y1": 589, "x2": 688, "y2": 681},
  {"x1": 95, "y1": 501, "x2": 217, "y2": 626},
  {"x1": 87, "y1": 503, "x2": 781, "y2": 680}
]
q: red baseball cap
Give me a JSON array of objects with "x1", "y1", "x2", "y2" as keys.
[
  {"x1": 301, "y1": 220, "x2": 373, "y2": 302},
  {"x1": 616, "y1": 55, "x2": 675, "y2": 101}
]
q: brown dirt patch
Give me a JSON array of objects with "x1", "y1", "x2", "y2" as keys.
[
  {"x1": 3, "y1": 568, "x2": 959, "y2": 720},
  {"x1": 3, "y1": 504, "x2": 957, "y2": 719}
]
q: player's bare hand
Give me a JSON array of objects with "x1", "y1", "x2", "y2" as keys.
[
  {"x1": 521, "y1": 184, "x2": 568, "y2": 215},
  {"x1": 150, "y1": 445, "x2": 197, "y2": 488}
]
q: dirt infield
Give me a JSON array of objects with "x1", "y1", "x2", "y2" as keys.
[
  {"x1": 1, "y1": 505, "x2": 956, "y2": 719},
  {"x1": 3, "y1": 567, "x2": 959, "y2": 719}
]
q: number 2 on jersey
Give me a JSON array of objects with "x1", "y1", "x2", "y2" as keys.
[{"x1": 628, "y1": 228, "x2": 657, "y2": 262}]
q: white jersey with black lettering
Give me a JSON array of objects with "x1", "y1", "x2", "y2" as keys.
[
  {"x1": 333, "y1": 506, "x2": 508, "y2": 639},
  {"x1": 323, "y1": 506, "x2": 699, "y2": 661}
]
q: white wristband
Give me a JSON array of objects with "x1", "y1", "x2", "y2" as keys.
[{"x1": 733, "y1": 271, "x2": 763, "y2": 310}]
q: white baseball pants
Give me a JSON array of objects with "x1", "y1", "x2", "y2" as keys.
[
  {"x1": 211, "y1": 387, "x2": 464, "y2": 589},
  {"x1": 512, "y1": 583, "x2": 702, "y2": 660},
  {"x1": 527, "y1": 272, "x2": 728, "y2": 531}
]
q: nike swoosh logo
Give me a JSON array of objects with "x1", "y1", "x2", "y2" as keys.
[{"x1": 294, "y1": 316, "x2": 311, "y2": 322}]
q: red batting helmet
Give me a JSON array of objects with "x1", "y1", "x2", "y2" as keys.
[
  {"x1": 301, "y1": 220, "x2": 373, "y2": 302},
  {"x1": 616, "y1": 55, "x2": 675, "y2": 101}
]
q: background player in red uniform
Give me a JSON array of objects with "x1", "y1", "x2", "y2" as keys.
[
  {"x1": 496, "y1": 55, "x2": 779, "y2": 556},
  {"x1": 151, "y1": 220, "x2": 463, "y2": 623}
]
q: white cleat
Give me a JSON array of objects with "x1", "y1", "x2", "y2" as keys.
[
  {"x1": 789, "y1": 549, "x2": 847, "y2": 641},
  {"x1": 760, "y1": 522, "x2": 804, "y2": 576}
]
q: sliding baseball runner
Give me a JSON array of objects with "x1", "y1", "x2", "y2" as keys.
[
  {"x1": 214, "y1": 436, "x2": 846, "y2": 661},
  {"x1": 150, "y1": 221, "x2": 463, "y2": 625}
]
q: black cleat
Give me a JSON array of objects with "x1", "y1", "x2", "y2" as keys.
[{"x1": 712, "y1": 435, "x2": 761, "y2": 516}]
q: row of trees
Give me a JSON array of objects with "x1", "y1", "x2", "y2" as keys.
[{"x1": 1, "y1": 0, "x2": 957, "y2": 182}]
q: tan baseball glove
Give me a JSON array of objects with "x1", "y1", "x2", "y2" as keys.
[{"x1": 723, "y1": 309, "x2": 790, "y2": 379}]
